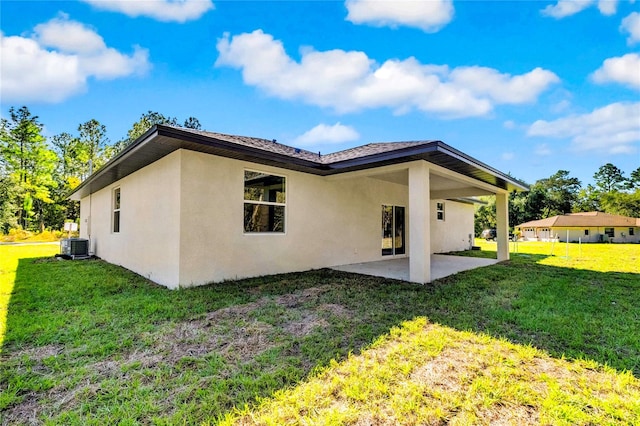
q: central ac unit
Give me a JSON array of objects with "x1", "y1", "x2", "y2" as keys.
[{"x1": 60, "y1": 238, "x2": 89, "y2": 259}]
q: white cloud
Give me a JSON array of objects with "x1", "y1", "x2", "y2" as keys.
[
  {"x1": 621, "y1": 12, "x2": 640, "y2": 44},
  {"x1": 597, "y1": 0, "x2": 618, "y2": 15},
  {"x1": 345, "y1": 0, "x2": 454, "y2": 32},
  {"x1": 215, "y1": 30, "x2": 559, "y2": 118},
  {"x1": 541, "y1": 0, "x2": 618, "y2": 18},
  {"x1": 34, "y1": 15, "x2": 106, "y2": 53},
  {"x1": 527, "y1": 102, "x2": 640, "y2": 154},
  {"x1": 550, "y1": 99, "x2": 572, "y2": 113},
  {"x1": 503, "y1": 120, "x2": 516, "y2": 129},
  {"x1": 448, "y1": 66, "x2": 560, "y2": 104},
  {"x1": 541, "y1": 0, "x2": 593, "y2": 18},
  {"x1": 295, "y1": 123, "x2": 360, "y2": 146},
  {"x1": 501, "y1": 152, "x2": 515, "y2": 161},
  {"x1": 0, "y1": 15, "x2": 150, "y2": 103},
  {"x1": 591, "y1": 53, "x2": 640, "y2": 89},
  {"x1": 81, "y1": 0, "x2": 213, "y2": 23},
  {"x1": 534, "y1": 143, "x2": 553, "y2": 156}
]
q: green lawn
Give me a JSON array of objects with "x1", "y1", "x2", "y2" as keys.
[{"x1": 1, "y1": 242, "x2": 638, "y2": 424}]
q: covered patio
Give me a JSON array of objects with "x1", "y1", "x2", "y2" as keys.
[
  {"x1": 329, "y1": 153, "x2": 524, "y2": 284},
  {"x1": 332, "y1": 255, "x2": 499, "y2": 282}
]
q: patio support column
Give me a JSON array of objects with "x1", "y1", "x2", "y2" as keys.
[
  {"x1": 409, "y1": 162, "x2": 431, "y2": 284},
  {"x1": 496, "y1": 192, "x2": 509, "y2": 261}
]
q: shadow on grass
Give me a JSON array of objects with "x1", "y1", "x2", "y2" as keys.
[{"x1": 2, "y1": 252, "x2": 638, "y2": 424}]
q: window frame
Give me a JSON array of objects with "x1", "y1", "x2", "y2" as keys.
[
  {"x1": 436, "y1": 201, "x2": 445, "y2": 221},
  {"x1": 629, "y1": 227, "x2": 635, "y2": 236},
  {"x1": 604, "y1": 227, "x2": 614, "y2": 238},
  {"x1": 112, "y1": 187, "x2": 121, "y2": 234},
  {"x1": 243, "y1": 169, "x2": 287, "y2": 234},
  {"x1": 381, "y1": 204, "x2": 405, "y2": 256}
]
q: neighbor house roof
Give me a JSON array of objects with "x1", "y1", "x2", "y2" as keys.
[
  {"x1": 516, "y1": 212, "x2": 640, "y2": 228},
  {"x1": 69, "y1": 125, "x2": 529, "y2": 200}
]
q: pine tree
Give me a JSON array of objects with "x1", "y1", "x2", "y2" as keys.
[{"x1": 0, "y1": 106, "x2": 56, "y2": 230}]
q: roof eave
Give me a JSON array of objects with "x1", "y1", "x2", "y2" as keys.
[
  {"x1": 68, "y1": 125, "x2": 161, "y2": 200},
  {"x1": 69, "y1": 125, "x2": 530, "y2": 200}
]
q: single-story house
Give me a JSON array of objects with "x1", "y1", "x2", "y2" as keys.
[
  {"x1": 69, "y1": 125, "x2": 528, "y2": 289},
  {"x1": 516, "y1": 212, "x2": 640, "y2": 243}
]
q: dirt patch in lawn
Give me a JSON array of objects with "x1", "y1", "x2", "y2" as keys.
[
  {"x1": 318, "y1": 303, "x2": 352, "y2": 319},
  {"x1": 282, "y1": 312, "x2": 329, "y2": 337},
  {"x1": 3, "y1": 286, "x2": 353, "y2": 424},
  {"x1": 12, "y1": 343, "x2": 64, "y2": 361}
]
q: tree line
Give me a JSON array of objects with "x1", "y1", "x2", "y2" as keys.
[
  {"x1": 475, "y1": 166, "x2": 640, "y2": 235},
  {"x1": 1, "y1": 105, "x2": 638, "y2": 235},
  {"x1": 0, "y1": 106, "x2": 201, "y2": 233}
]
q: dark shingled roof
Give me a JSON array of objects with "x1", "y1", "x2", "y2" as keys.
[
  {"x1": 177, "y1": 127, "x2": 433, "y2": 164},
  {"x1": 69, "y1": 124, "x2": 528, "y2": 200}
]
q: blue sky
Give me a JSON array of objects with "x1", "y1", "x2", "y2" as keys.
[{"x1": 1, "y1": 0, "x2": 639, "y2": 186}]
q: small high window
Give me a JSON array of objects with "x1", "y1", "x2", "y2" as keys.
[
  {"x1": 113, "y1": 187, "x2": 121, "y2": 233},
  {"x1": 243, "y1": 171, "x2": 286, "y2": 233},
  {"x1": 584, "y1": 229, "x2": 589, "y2": 236},
  {"x1": 629, "y1": 228, "x2": 635, "y2": 236},
  {"x1": 436, "y1": 202, "x2": 445, "y2": 221}
]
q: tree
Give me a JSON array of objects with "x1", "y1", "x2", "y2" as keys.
[
  {"x1": 108, "y1": 112, "x2": 202, "y2": 161},
  {"x1": 183, "y1": 117, "x2": 201, "y2": 130},
  {"x1": 535, "y1": 170, "x2": 581, "y2": 216},
  {"x1": 77, "y1": 119, "x2": 110, "y2": 178},
  {"x1": 593, "y1": 163, "x2": 626, "y2": 193},
  {"x1": 125, "y1": 111, "x2": 179, "y2": 142},
  {"x1": 522, "y1": 185, "x2": 549, "y2": 220},
  {"x1": 0, "y1": 175, "x2": 19, "y2": 233},
  {"x1": 0, "y1": 106, "x2": 56, "y2": 230},
  {"x1": 508, "y1": 190, "x2": 529, "y2": 229},
  {"x1": 474, "y1": 196, "x2": 496, "y2": 236},
  {"x1": 600, "y1": 190, "x2": 640, "y2": 218},
  {"x1": 49, "y1": 132, "x2": 84, "y2": 229},
  {"x1": 574, "y1": 184, "x2": 601, "y2": 212},
  {"x1": 627, "y1": 167, "x2": 640, "y2": 190},
  {"x1": 51, "y1": 132, "x2": 83, "y2": 181}
]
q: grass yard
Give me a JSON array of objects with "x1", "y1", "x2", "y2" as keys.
[{"x1": 1, "y1": 242, "x2": 639, "y2": 425}]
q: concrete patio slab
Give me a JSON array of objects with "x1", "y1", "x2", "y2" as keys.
[{"x1": 331, "y1": 254, "x2": 498, "y2": 282}]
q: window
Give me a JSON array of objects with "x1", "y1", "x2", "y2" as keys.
[
  {"x1": 112, "y1": 187, "x2": 121, "y2": 233},
  {"x1": 584, "y1": 229, "x2": 589, "y2": 236},
  {"x1": 604, "y1": 228, "x2": 614, "y2": 238},
  {"x1": 243, "y1": 171, "x2": 286, "y2": 233},
  {"x1": 629, "y1": 228, "x2": 635, "y2": 236},
  {"x1": 436, "y1": 202, "x2": 445, "y2": 221}
]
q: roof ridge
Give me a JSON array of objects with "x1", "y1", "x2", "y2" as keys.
[{"x1": 175, "y1": 125, "x2": 439, "y2": 164}]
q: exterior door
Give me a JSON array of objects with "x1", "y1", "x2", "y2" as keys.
[{"x1": 382, "y1": 205, "x2": 405, "y2": 256}]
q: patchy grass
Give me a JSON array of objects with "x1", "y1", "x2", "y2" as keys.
[
  {"x1": 0, "y1": 244, "x2": 59, "y2": 349},
  {"x1": 471, "y1": 238, "x2": 640, "y2": 273},
  {"x1": 220, "y1": 318, "x2": 639, "y2": 425},
  {"x1": 1, "y1": 243, "x2": 638, "y2": 425}
]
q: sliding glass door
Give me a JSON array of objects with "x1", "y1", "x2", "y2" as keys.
[{"x1": 382, "y1": 205, "x2": 405, "y2": 256}]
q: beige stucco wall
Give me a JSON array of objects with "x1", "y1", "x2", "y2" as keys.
[
  {"x1": 80, "y1": 151, "x2": 182, "y2": 288},
  {"x1": 79, "y1": 149, "x2": 479, "y2": 288},
  {"x1": 430, "y1": 200, "x2": 474, "y2": 253},
  {"x1": 520, "y1": 226, "x2": 640, "y2": 243},
  {"x1": 177, "y1": 150, "x2": 411, "y2": 286},
  {"x1": 554, "y1": 227, "x2": 640, "y2": 243}
]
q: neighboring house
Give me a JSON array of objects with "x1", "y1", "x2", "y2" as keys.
[
  {"x1": 516, "y1": 212, "x2": 640, "y2": 243},
  {"x1": 69, "y1": 125, "x2": 527, "y2": 289}
]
